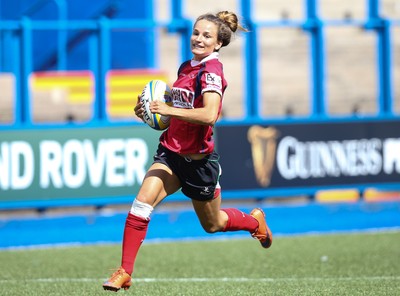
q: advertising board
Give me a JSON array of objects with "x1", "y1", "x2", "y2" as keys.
[
  {"x1": 0, "y1": 126, "x2": 159, "y2": 201},
  {"x1": 216, "y1": 120, "x2": 400, "y2": 190}
]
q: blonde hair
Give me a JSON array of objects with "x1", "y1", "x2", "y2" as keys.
[{"x1": 195, "y1": 11, "x2": 248, "y2": 48}]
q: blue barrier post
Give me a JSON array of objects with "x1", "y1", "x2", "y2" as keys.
[
  {"x1": 144, "y1": 0, "x2": 156, "y2": 68},
  {"x1": 241, "y1": 0, "x2": 260, "y2": 119},
  {"x1": 22, "y1": 0, "x2": 67, "y2": 70},
  {"x1": 169, "y1": 0, "x2": 192, "y2": 61},
  {"x1": 365, "y1": 0, "x2": 393, "y2": 116},
  {"x1": 2, "y1": 31, "x2": 15, "y2": 72},
  {"x1": 0, "y1": 26, "x2": 2, "y2": 71},
  {"x1": 303, "y1": 0, "x2": 325, "y2": 117},
  {"x1": 95, "y1": 17, "x2": 110, "y2": 121},
  {"x1": 56, "y1": 0, "x2": 68, "y2": 71},
  {"x1": 19, "y1": 17, "x2": 33, "y2": 125}
]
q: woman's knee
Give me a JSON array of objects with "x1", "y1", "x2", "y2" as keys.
[{"x1": 201, "y1": 220, "x2": 225, "y2": 233}]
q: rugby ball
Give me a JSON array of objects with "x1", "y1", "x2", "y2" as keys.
[{"x1": 140, "y1": 80, "x2": 172, "y2": 130}]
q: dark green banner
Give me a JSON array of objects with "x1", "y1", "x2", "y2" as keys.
[{"x1": 0, "y1": 125, "x2": 161, "y2": 202}]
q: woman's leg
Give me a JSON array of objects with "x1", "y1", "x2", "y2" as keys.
[
  {"x1": 191, "y1": 193, "x2": 258, "y2": 233},
  {"x1": 121, "y1": 162, "x2": 181, "y2": 273},
  {"x1": 191, "y1": 193, "x2": 272, "y2": 247},
  {"x1": 103, "y1": 163, "x2": 181, "y2": 292},
  {"x1": 191, "y1": 195, "x2": 228, "y2": 233}
]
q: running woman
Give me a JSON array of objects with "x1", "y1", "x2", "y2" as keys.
[{"x1": 103, "y1": 11, "x2": 272, "y2": 292}]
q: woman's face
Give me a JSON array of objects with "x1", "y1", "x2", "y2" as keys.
[{"x1": 191, "y1": 19, "x2": 222, "y2": 61}]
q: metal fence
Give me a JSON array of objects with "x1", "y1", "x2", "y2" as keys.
[{"x1": 0, "y1": 0, "x2": 399, "y2": 126}]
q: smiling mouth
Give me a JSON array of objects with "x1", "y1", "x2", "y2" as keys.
[{"x1": 192, "y1": 44, "x2": 204, "y2": 49}]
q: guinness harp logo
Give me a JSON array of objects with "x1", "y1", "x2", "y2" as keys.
[{"x1": 247, "y1": 126, "x2": 279, "y2": 187}]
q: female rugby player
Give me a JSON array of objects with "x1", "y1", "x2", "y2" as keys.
[{"x1": 103, "y1": 11, "x2": 272, "y2": 292}]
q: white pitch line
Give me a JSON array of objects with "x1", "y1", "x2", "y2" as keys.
[{"x1": 0, "y1": 276, "x2": 399, "y2": 284}]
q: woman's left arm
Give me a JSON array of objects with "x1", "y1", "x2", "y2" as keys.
[{"x1": 149, "y1": 91, "x2": 221, "y2": 126}]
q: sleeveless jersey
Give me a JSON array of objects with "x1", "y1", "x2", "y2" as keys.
[{"x1": 159, "y1": 53, "x2": 227, "y2": 154}]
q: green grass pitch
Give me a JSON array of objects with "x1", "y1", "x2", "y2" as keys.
[{"x1": 0, "y1": 231, "x2": 399, "y2": 295}]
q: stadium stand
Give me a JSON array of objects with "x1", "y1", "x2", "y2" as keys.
[
  {"x1": 0, "y1": 73, "x2": 15, "y2": 123},
  {"x1": 106, "y1": 70, "x2": 169, "y2": 119},
  {"x1": 28, "y1": 69, "x2": 169, "y2": 121},
  {"x1": 1, "y1": 0, "x2": 399, "y2": 121},
  {"x1": 30, "y1": 71, "x2": 93, "y2": 122}
]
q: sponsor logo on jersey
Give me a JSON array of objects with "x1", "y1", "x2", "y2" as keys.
[
  {"x1": 205, "y1": 73, "x2": 222, "y2": 89},
  {"x1": 171, "y1": 87, "x2": 195, "y2": 108}
]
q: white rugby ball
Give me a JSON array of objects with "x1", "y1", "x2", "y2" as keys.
[{"x1": 140, "y1": 80, "x2": 172, "y2": 130}]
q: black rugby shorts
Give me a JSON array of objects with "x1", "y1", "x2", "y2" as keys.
[{"x1": 153, "y1": 144, "x2": 221, "y2": 201}]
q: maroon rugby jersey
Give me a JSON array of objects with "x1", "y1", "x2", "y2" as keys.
[{"x1": 160, "y1": 52, "x2": 227, "y2": 154}]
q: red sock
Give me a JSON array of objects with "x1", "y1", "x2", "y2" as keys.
[
  {"x1": 121, "y1": 213, "x2": 149, "y2": 275},
  {"x1": 221, "y1": 208, "x2": 258, "y2": 232}
]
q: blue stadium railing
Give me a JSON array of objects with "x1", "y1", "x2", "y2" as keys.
[
  {"x1": 241, "y1": 0, "x2": 397, "y2": 119},
  {"x1": 0, "y1": 0, "x2": 399, "y2": 210},
  {"x1": 0, "y1": 0, "x2": 398, "y2": 126}
]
